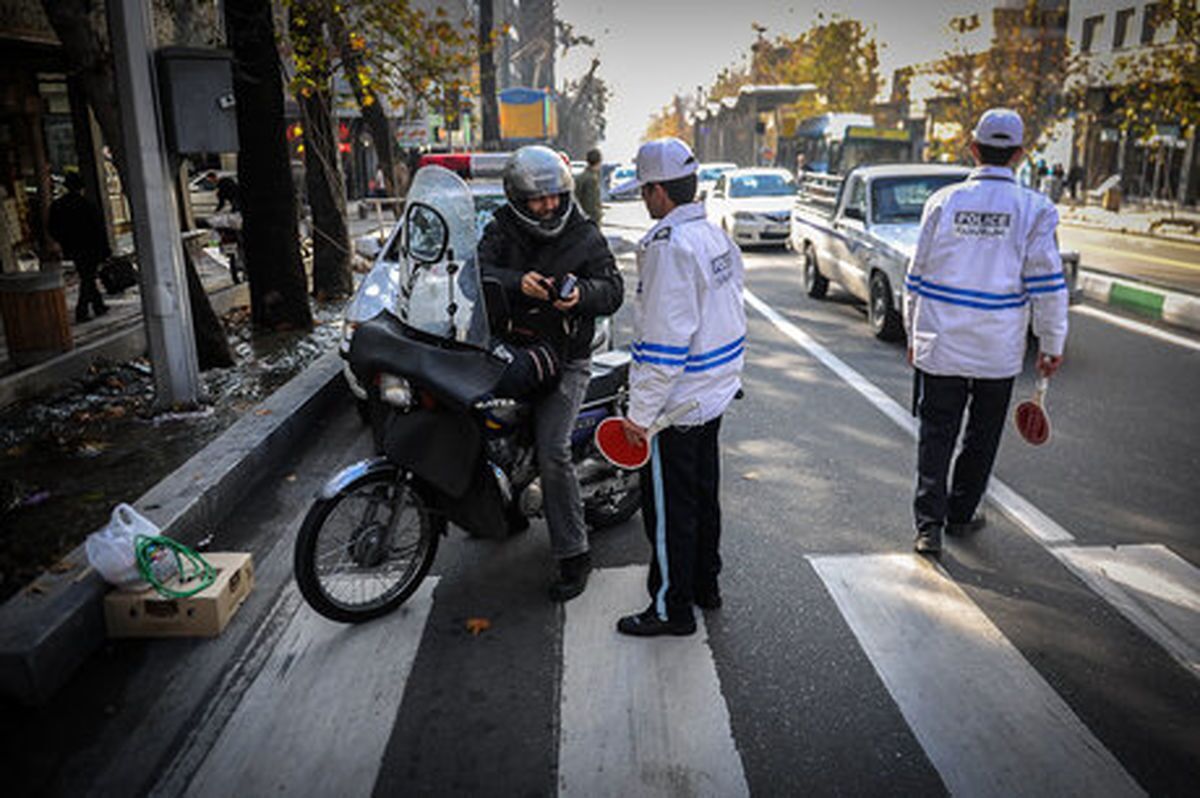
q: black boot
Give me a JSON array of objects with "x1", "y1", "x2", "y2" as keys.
[{"x1": 548, "y1": 552, "x2": 591, "y2": 602}]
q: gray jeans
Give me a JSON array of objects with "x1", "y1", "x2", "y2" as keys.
[{"x1": 534, "y1": 357, "x2": 590, "y2": 559}]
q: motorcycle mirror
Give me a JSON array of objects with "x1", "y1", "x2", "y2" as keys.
[{"x1": 403, "y1": 202, "x2": 449, "y2": 264}]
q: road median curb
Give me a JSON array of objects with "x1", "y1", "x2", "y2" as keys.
[
  {"x1": 1059, "y1": 216, "x2": 1200, "y2": 247},
  {"x1": 1079, "y1": 270, "x2": 1200, "y2": 334},
  {"x1": 0, "y1": 347, "x2": 346, "y2": 705}
]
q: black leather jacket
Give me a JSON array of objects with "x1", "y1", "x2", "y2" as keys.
[{"x1": 479, "y1": 203, "x2": 623, "y2": 361}]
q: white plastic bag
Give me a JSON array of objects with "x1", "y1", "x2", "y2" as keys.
[{"x1": 86, "y1": 503, "x2": 162, "y2": 592}]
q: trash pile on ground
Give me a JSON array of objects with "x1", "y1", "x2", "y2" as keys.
[{"x1": 0, "y1": 299, "x2": 345, "y2": 602}]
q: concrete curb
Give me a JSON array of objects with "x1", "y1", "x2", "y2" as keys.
[
  {"x1": 0, "y1": 347, "x2": 346, "y2": 705},
  {"x1": 1079, "y1": 269, "x2": 1200, "y2": 333}
]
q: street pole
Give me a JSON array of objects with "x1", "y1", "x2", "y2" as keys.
[{"x1": 107, "y1": 0, "x2": 201, "y2": 408}]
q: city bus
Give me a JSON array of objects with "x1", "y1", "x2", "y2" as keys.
[{"x1": 789, "y1": 113, "x2": 914, "y2": 175}]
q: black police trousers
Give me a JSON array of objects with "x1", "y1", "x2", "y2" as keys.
[
  {"x1": 639, "y1": 415, "x2": 723, "y2": 622},
  {"x1": 913, "y1": 370, "x2": 1014, "y2": 533}
]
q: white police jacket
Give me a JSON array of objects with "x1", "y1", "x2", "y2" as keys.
[
  {"x1": 629, "y1": 202, "x2": 747, "y2": 429},
  {"x1": 903, "y1": 165, "x2": 1069, "y2": 379}
]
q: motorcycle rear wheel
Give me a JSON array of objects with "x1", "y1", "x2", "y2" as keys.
[
  {"x1": 294, "y1": 468, "x2": 442, "y2": 623},
  {"x1": 585, "y1": 480, "x2": 642, "y2": 529}
]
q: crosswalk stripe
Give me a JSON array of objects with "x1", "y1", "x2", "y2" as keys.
[
  {"x1": 809, "y1": 553, "x2": 1145, "y2": 798},
  {"x1": 180, "y1": 579, "x2": 437, "y2": 798},
  {"x1": 559, "y1": 566, "x2": 749, "y2": 798},
  {"x1": 1056, "y1": 544, "x2": 1200, "y2": 677}
]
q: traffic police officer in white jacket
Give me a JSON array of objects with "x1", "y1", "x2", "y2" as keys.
[
  {"x1": 904, "y1": 108, "x2": 1068, "y2": 555},
  {"x1": 613, "y1": 137, "x2": 747, "y2": 637}
]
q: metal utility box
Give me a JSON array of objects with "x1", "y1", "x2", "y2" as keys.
[{"x1": 156, "y1": 47, "x2": 238, "y2": 154}]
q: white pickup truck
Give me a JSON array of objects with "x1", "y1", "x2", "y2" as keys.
[{"x1": 789, "y1": 164, "x2": 1080, "y2": 341}]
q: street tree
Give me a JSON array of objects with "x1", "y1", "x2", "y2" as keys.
[
  {"x1": 925, "y1": 2, "x2": 1081, "y2": 160},
  {"x1": 1108, "y1": 1, "x2": 1199, "y2": 137},
  {"x1": 225, "y1": 0, "x2": 313, "y2": 331},
  {"x1": 644, "y1": 95, "x2": 694, "y2": 145},
  {"x1": 554, "y1": 21, "x2": 609, "y2": 156},
  {"x1": 287, "y1": 0, "x2": 352, "y2": 301}
]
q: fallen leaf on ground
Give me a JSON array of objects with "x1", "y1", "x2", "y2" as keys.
[
  {"x1": 49, "y1": 561, "x2": 75, "y2": 574},
  {"x1": 285, "y1": 473, "x2": 297, "y2": 482},
  {"x1": 255, "y1": 409, "x2": 272, "y2": 416},
  {"x1": 742, "y1": 472, "x2": 760, "y2": 481},
  {"x1": 465, "y1": 617, "x2": 491, "y2": 636}
]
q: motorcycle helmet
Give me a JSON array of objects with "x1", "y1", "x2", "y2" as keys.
[{"x1": 503, "y1": 145, "x2": 575, "y2": 238}]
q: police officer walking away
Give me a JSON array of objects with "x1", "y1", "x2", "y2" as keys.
[
  {"x1": 614, "y1": 138, "x2": 746, "y2": 637},
  {"x1": 479, "y1": 145, "x2": 624, "y2": 601},
  {"x1": 904, "y1": 108, "x2": 1069, "y2": 555}
]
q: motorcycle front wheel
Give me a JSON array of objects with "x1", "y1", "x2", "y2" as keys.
[{"x1": 294, "y1": 468, "x2": 442, "y2": 623}]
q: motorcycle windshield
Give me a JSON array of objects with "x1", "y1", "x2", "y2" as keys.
[{"x1": 395, "y1": 165, "x2": 489, "y2": 349}]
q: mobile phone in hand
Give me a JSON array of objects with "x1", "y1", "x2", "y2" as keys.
[{"x1": 558, "y1": 273, "x2": 577, "y2": 300}]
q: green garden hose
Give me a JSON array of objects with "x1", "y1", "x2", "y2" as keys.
[{"x1": 134, "y1": 534, "x2": 216, "y2": 598}]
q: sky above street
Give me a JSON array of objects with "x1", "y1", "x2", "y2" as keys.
[{"x1": 555, "y1": 0, "x2": 995, "y2": 163}]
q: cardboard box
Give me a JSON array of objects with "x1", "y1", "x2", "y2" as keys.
[{"x1": 104, "y1": 552, "x2": 254, "y2": 638}]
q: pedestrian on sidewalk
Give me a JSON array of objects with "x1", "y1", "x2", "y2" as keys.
[
  {"x1": 613, "y1": 137, "x2": 746, "y2": 637},
  {"x1": 479, "y1": 145, "x2": 624, "y2": 602},
  {"x1": 48, "y1": 170, "x2": 109, "y2": 323},
  {"x1": 904, "y1": 108, "x2": 1069, "y2": 556},
  {"x1": 574, "y1": 148, "x2": 604, "y2": 224}
]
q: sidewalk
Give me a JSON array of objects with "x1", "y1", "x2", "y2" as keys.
[
  {"x1": 0, "y1": 238, "x2": 245, "y2": 410},
  {"x1": 1057, "y1": 202, "x2": 1200, "y2": 245}
]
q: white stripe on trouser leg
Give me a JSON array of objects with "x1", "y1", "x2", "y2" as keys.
[{"x1": 652, "y1": 436, "x2": 670, "y2": 621}]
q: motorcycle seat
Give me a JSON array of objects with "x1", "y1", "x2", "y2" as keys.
[{"x1": 585, "y1": 349, "x2": 630, "y2": 404}]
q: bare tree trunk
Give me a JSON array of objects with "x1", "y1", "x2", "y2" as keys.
[
  {"x1": 478, "y1": 0, "x2": 501, "y2": 150},
  {"x1": 182, "y1": 246, "x2": 234, "y2": 368},
  {"x1": 299, "y1": 88, "x2": 353, "y2": 300},
  {"x1": 331, "y1": 15, "x2": 396, "y2": 197},
  {"x1": 224, "y1": 0, "x2": 312, "y2": 331}
]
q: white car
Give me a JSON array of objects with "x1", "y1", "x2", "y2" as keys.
[
  {"x1": 706, "y1": 168, "x2": 797, "y2": 247},
  {"x1": 607, "y1": 164, "x2": 639, "y2": 201},
  {"x1": 696, "y1": 161, "x2": 737, "y2": 201}
]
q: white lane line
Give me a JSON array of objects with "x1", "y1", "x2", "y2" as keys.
[
  {"x1": 181, "y1": 579, "x2": 438, "y2": 798},
  {"x1": 1071, "y1": 304, "x2": 1200, "y2": 353},
  {"x1": 747, "y1": 289, "x2": 1200, "y2": 678},
  {"x1": 559, "y1": 566, "x2": 749, "y2": 798},
  {"x1": 1056, "y1": 545, "x2": 1200, "y2": 677},
  {"x1": 810, "y1": 554, "x2": 1145, "y2": 798},
  {"x1": 744, "y1": 288, "x2": 1074, "y2": 544}
]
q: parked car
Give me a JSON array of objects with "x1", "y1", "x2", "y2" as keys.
[
  {"x1": 790, "y1": 163, "x2": 1081, "y2": 341},
  {"x1": 706, "y1": 168, "x2": 796, "y2": 247},
  {"x1": 607, "y1": 164, "x2": 639, "y2": 201},
  {"x1": 696, "y1": 161, "x2": 737, "y2": 200}
]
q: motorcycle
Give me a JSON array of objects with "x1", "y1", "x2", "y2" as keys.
[{"x1": 294, "y1": 165, "x2": 640, "y2": 623}]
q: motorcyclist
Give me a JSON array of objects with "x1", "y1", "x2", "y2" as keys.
[{"x1": 479, "y1": 145, "x2": 624, "y2": 601}]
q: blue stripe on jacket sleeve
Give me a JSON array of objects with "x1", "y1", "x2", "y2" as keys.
[
  {"x1": 1022, "y1": 272, "x2": 1065, "y2": 284},
  {"x1": 910, "y1": 287, "x2": 1029, "y2": 310},
  {"x1": 686, "y1": 336, "x2": 746, "y2": 363},
  {"x1": 632, "y1": 341, "x2": 689, "y2": 355},
  {"x1": 632, "y1": 352, "x2": 687, "y2": 367},
  {"x1": 683, "y1": 346, "x2": 744, "y2": 372},
  {"x1": 915, "y1": 278, "x2": 1026, "y2": 301},
  {"x1": 1026, "y1": 281, "x2": 1068, "y2": 294}
]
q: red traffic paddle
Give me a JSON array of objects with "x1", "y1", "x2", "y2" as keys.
[
  {"x1": 1014, "y1": 376, "x2": 1051, "y2": 446},
  {"x1": 594, "y1": 401, "x2": 700, "y2": 470}
]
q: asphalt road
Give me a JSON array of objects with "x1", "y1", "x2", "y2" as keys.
[
  {"x1": 11, "y1": 203, "x2": 1200, "y2": 796},
  {"x1": 1058, "y1": 224, "x2": 1200, "y2": 294}
]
